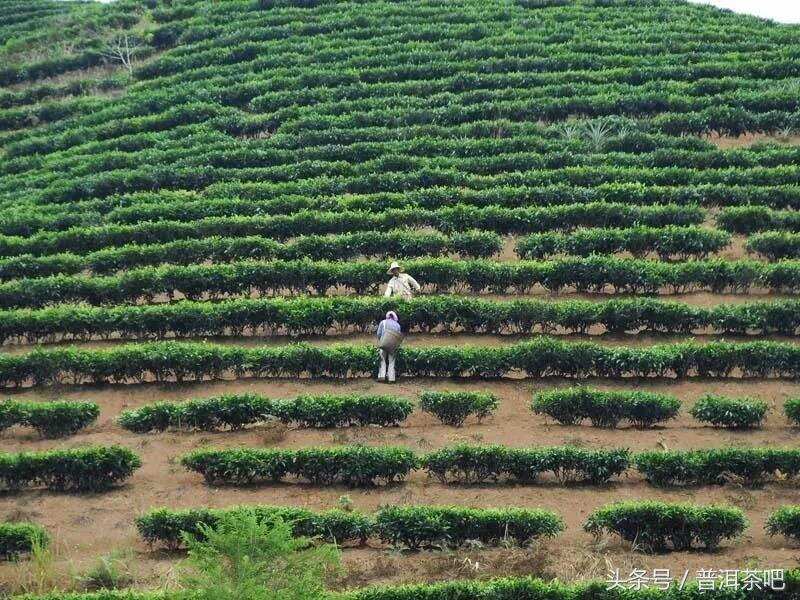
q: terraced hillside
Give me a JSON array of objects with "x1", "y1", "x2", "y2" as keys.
[{"x1": 3, "y1": 0, "x2": 800, "y2": 595}]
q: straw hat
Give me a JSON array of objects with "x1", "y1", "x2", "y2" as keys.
[{"x1": 387, "y1": 261, "x2": 402, "y2": 274}]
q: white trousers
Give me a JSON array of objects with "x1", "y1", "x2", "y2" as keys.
[{"x1": 378, "y1": 349, "x2": 396, "y2": 382}]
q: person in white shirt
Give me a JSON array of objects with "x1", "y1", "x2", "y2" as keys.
[{"x1": 383, "y1": 261, "x2": 421, "y2": 301}]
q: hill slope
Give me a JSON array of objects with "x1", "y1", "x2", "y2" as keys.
[
  {"x1": 2, "y1": 0, "x2": 800, "y2": 222},
  {"x1": 5, "y1": 0, "x2": 800, "y2": 595}
]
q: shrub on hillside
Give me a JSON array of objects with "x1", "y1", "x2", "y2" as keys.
[
  {"x1": 421, "y1": 444, "x2": 630, "y2": 485},
  {"x1": 531, "y1": 388, "x2": 680, "y2": 428},
  {"x1": 0, "y1": 399, "x2": 98, "y2": 437},
  {"x1": 766, "y1": 506, "x2": 800, "y2": 544},
  {"x1": 689, "y1": 395, "x2": 768, "y2": 429},
  {"x1": 119, "y1": 393, "x2": 413, "y2": 432},
  {"x1": 420, "y1": 444, "x2": 508, "y2": 484},
  {"x1": 373, "y1": 506, "x2": 564, "y2": 549},
  {"x1": 118, "y1": 394, "x2": 275, "y2": 432},
  {"x1": 0, "y1": 522, "x2": 49, "y2": 559},
  {"x1": 634, "y1": 448, "x2": 800, "y2": 487},
  {"x1": 418, "y1": 391, "x2": 498, "y2": 426},
  {"x1": 274, "y1": 394, "x2": 413, "y2": 428},
  {"x1": 0, "y1": 446, "x2": 141, "y2": 492},
  {"x1": 136, "y1": 506, "x2": 372, "y2": 550},
  {"x1": 22, "y1": 401, "x2": 99, "y2": 438},
  {"x1": 584, "y1": 501, "x2": 747, "y2": 552},
  {"x1": 181, "y1": 446, "x2": 417, "y2": 487},
  {"x1": 118, "y1": 402, "x2": 181, "y2": 433},
  {"x1": 0, "y1": 400, "x2": 25, "y2": 431},
  {"x1": 785, "y1": 398, "x2": 800, "y2": 426}
]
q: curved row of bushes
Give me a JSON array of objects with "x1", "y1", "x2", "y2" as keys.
[
  {"x1": 119, "y1": 391, "x2": 496, "y2": 432},
  {"x1": 197, "y1": 181, "x2": 800, "y2": 212},
  {"x1": 21, "y1": 145, "x2": 800, "y2": 206},
  {"x1": 0, "y1": 399, "x2": 99, "y2": 438},
  {"x1": 6, "y1": 338, "x2": 800, "y2": 387},
  {"x1": 7, "y1": 257, "x2": 800, "y2": 308},
  {"x1": 181, "y1": 444, "x2": 800, "y2": 489},
  {"x1": 0, "y1": 521, "x2": 48, "y2": 559},
  {"x1": 533, "y1": 388, "x2": 778, "y2": 429},
  {"x1": 0, "y1": 446, "x2": 140, "y2": 492},
  {"x1": 26, "y1": 183, "x2": 796, "y2": 238},
  {"x1": 516, "y1": 226, "x2": 731, "y2": 260},
  {"x1": 0, "y1": 230, "x2": 503, "y2": 280},
  {"x1": 136, "y1": 504, "x2": 563, "y2": 551},
  {"x1": 0, "y1": 224, "x2": 755, "y2": 280},
  {"x1": 142, "y1": 500, "x2": 797, "y2": 554},
  {"x1": 113, "y1": 389, "x2": 799, "y2": 434},
  {"x1": 118, "y1": 393, "x2": 415, "y2": 432},
  {"x1": 8, "y1": 295, "x2": 800, "y2": 344},
  {"x1": 0, "y1": 203, "x2": 703, "y2": 258}
]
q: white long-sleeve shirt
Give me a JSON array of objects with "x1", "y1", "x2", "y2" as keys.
[{"x1": 383, "y1": 273, "x2": 420, "y2": 300}]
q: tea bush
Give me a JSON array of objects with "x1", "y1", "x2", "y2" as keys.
[
  {"x1": 136, "y1": 506, "x2": 372, "y2": 550},
  {"x1": 516, "y1": 226, "x2": 730, "y2": 260},
  {"x1": 0, "y1": 521, "x2": 49, "y2": 559},
  {"x1": 747, "y1": 232, "x2": 800, "y2": 260},
  {"x1": 274, "y1": 394, "x2": 413, "y2": 428},
  {"x1": 1, "y1": 400, "x2": 100, "y2": 437},
  {"x1": 181, "y1": 446, "x2": 417, "y2": 487},
  {"x1": 634, "y1": 448, "x2": 800, "y2": 487},
  {"x1": 421, "y1": 444, "x2": 630, "y2": 485},
  {"x1": 118, "y1": 393, "x2": 413, "y2": 432},
  {"x1": 784, "y1": 398, "x2": 800, "y2": 426},
  {"x1": 8, "y1": 338, "x2": 800, "y2": 388},
  {"x1": 418, "y1": 391, "x2": 498, "y2": 426},
  {"x1": 0, "y1": 446, "x2": 141, "y2": 492},
  {"x1": 584, "y1": 501, "x2": 747, "y2": 552},
  {"x1": 7, "y1": 296, "x2": 800, "y2": 344},
  {"x1": 373, "y1": 505, "x2": 564, "y2": 549},
  {"x1": 531, "y1": 388, "x2": 680, "y2": 428},
  {"x1": 118, "y1": 394, "x2": 275, "y2": 432},
  {"x1": 689, "y1": 395, "x2": 768, "y2": 429},
  {"x1": 766, "y1": 506, "x2": 800, "y2": 544}
]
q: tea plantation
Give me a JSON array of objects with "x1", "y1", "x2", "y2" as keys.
[{"x1": 2, "y1": 0, "x2": 800, "y2": 596}]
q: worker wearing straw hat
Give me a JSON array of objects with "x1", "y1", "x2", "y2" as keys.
[{"x1": 383, "y1": 261, "x2": 420, "y2": 301}]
